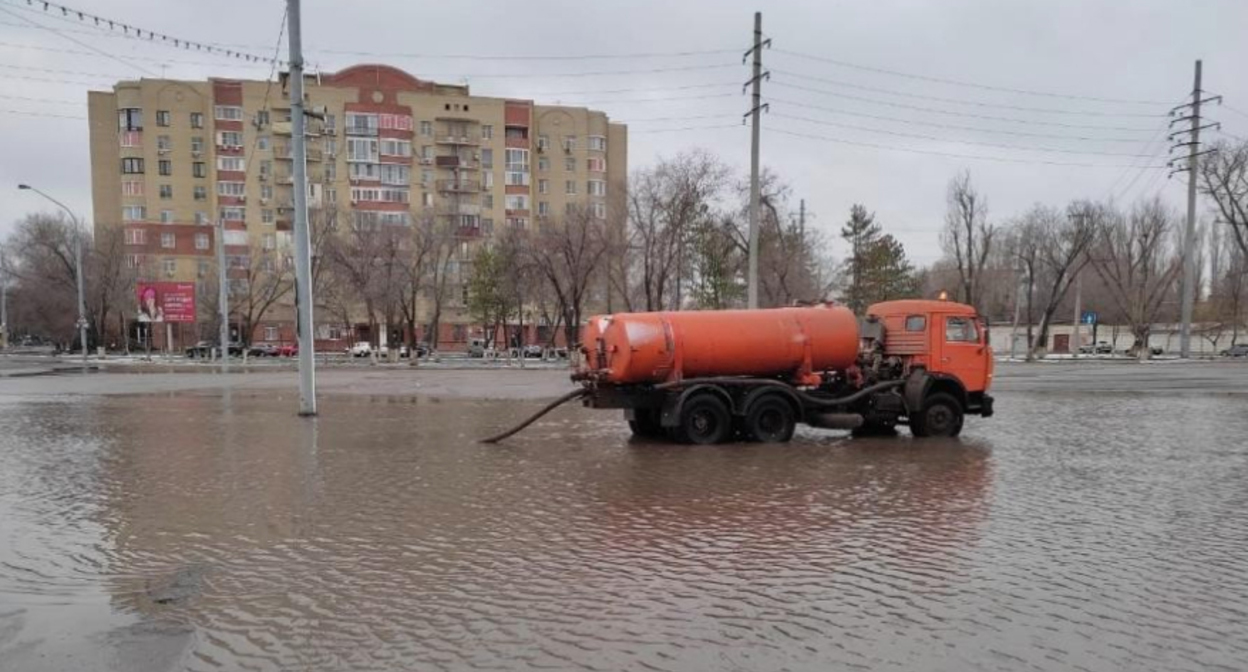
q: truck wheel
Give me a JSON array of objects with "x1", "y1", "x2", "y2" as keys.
[
  {"x1": 744, "y1": 395, "x2": 796, "y2": 443},
  {"x1": 627, "y1": 409, "x2": 664, "y2": 438},
  {"x1": 678, "y1": 394, "x2": 732, "y2": 445},
  {"x1": 910, "y1": 393, "x2": 964, "y2": 438}
]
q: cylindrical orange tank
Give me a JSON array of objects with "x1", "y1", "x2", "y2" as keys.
[{"x1": 580, "y1": 305, "x2": 860, "y2": 385}]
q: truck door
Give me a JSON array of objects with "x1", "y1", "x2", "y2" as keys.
[{"x1": 938, "y1": 315, "x2": 988, "y2": 392}]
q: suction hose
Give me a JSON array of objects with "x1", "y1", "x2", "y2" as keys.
[{"x1": 480, "y1": 388, "x2": 590, "y2": 444}]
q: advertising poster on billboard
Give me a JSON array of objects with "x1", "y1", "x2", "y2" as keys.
[{"x1": 136, "y1": 282, "x2": 196, "y2": 323}]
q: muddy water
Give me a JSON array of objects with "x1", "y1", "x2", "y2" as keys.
[{"x1": 1, "y1": 390, "x2": 1246, "y2": 671}]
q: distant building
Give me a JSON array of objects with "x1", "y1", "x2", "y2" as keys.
[{"x1": 87, "y1": 64, "x2": 627, "y2": 350}]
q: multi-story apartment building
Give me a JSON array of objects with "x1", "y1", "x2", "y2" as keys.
[{"x1": 88, "y1": 64, "x2": 627, "y2": 350}]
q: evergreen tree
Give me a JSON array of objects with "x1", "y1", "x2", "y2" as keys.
[{"x1": 841, "y1": 204, "x2": 883, "y2": 313}]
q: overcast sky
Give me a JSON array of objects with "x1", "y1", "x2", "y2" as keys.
[{"x1": 2, "y1": 0, "x2": 1244, "y2": 264}]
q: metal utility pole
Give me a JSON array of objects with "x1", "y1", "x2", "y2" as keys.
[
  {"x1": 18, "y1": 184, "x2": 88, "y2": 366},
  {"x1": 1, "y1": 278, "x2": 8, "y2": 350},
  {"x1": 742, "y1": 12, "x2": 770, "y2": 309},
  {"x1": 288, "y1": 0, "x2": 317, "y2": 415},
  {"x1": 1070, "y1": 270, "x2": 1083, "y2": 359},
  {"x1": 217, "y1": 218, "x2": 230, "y2": 372},
  {"x1": 798, "y1": 198, "x2": 805, "y2": 238},
  {"x1": 1168, "y1": 60, "x2": 1221, "y2": 358}
]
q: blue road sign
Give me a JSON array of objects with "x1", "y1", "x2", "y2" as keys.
[{"x1": 1081, "y1": 311, "x2": 1098, "y2": 325}]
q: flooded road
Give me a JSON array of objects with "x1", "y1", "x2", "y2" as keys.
[{"x1": 2, "y1": 371, "x2": 1247, "y2": 671}]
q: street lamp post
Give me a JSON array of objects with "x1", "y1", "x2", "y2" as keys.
[{"x1": 17, "y1": 184, "x2": 88, "y2": 366}]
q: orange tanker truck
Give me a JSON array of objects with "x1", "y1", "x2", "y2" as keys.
[{"x1": 570, "y1": 298, "x2": 994, "y2": 444}]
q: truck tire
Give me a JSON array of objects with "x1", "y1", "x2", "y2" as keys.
[
  {"x1": 627, "y1": 409, "x2": 664, "y2": 439},
  {"x1": 744, "y1": 394, "x2": 796, "y2": 443},
  {"x1": 910, "y1": 393, "x2": 964, "y2": 438},
  {"x1": 676, "y1": 393, "x2": 732, "y2": 445}
]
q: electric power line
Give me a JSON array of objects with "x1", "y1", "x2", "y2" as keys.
[
  {"x1": 0, "y1": 92, "x2": 82, "y2": 105},
  {"x1": 771, "y1": 47, "x2": 1171, "y2": 105},
  {"x1": 243, "y1": 5, "x2": 288, "y2": 177},
  {"x1": 770, "y1": 68, "x2": 1167, "y2": 117},
  {"x1": 770, "y1": 80, "x2": 1162, "y2": 132},
  {"x1": 0, "y1": 3, "x2": 156, "y2": 76},
  {"x1": 630, "y1": 123, "x2": 742, "y2": 135},
  {"x1": 310, "y1": 47, "x2": 740, "y2": 61},
  {"x1": 0, "y1": 107, "x2": 83, "y2": 119},
  {"x1": 0, "y1": 39, "x2": 273, "y2": 69},
  {"x1": 767, "y1": 127, "x2": 1168, "y2": 168},
  {"x1": 768, "y1": 96, "x2": 1152, "y2": 142},
  {"x1": 772, "y1": 112, "x2": 1161, "y2": 157}
]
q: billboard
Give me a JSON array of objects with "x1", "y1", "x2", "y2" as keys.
[{"x1": 136, "y1": 282, "x2": 196, "y2": 323}]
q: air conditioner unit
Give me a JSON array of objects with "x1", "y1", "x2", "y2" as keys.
[
  {"x1": 192, "y1": 151, "x2": 202, "y2": 158},
  {"x1": 460, "y1": 136, "x2": 469, "y2": 143},
  {"x1": 537, "y1": 145, "x2": 545, "y2": 153},
  {"x1": 472, "y1": 152, "x2": 480, "y2": 160},
  {"x1": 259, "y1": 174, "x2": 268, "y2": 182},
  {"x1": 327, "y1": 152, "x2": 336, "y2": 160},
  {"x1": 158, "y1": 148, "x2": 170, "y2": 155},
  {"x1": 260, "y1": 198, "x2": 270, "y2": 205}
]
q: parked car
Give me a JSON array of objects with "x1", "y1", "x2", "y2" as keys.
[
  {"x1": 1078, "y1": 341, "x2": 1114, "y2": 355},
  {"x1": 467, "y1": 338, "x2": 487, "y2": 358},
  {"x1": 522, "y1": 344, "x2": 544, "y2": 359},
  {"x1": 186, "y1": 341, "x2": 243, "y2": 358},
  {"x1": 1220, "y1": 343, "x2": 1248, "y2": 357},
  {"x1": 249, "y1": 343, "x2": 279, "y2": 358},
  {"x1": 414, "y1": 343, "x2": 430, "y2": 358},
  {"x1": 277, "y1": 343, "x2": 298, "y2": 357},
  {"x1": 348, "y1": 341, "x2": 373, "y2": 357}
]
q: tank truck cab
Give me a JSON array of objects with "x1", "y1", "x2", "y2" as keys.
[{"x1": 860, "y1": 299, "x2": 995, "y2": 437}]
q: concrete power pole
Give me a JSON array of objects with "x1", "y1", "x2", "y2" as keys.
[
  {"x1": 288, "y1": 0, "x2": 317, "y2": 415},
  {"x1": 743, "y1": 12, "x2": 769, "y2": 309},
  {"x1": 217, "y1": 217, "x2": 230, "y2": 373},
  {"x1": 798, "y1": 198, "x2": 805, "y2": 238}
]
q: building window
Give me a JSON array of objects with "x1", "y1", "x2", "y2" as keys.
[
  {"x1": 220, "y1": 206, "x2": 246, "y2": 221},
  {"x1": 160, "y1": 210, "x2": 174, "y2": 224},
  {"x1": 563, "y1": 135, "x2": 576, "y2": 151},
  {"x1": 124, "y1": 228, "x2": 146, "y2": 244},
  {"x1": 588, "y1": 180, "x2": 606, "y2": 196},
  {"x1": 537, "y1": 201, "x2": 549, "y2": 216},
  {"x1": 324, "y1": 113, "x2": 336, "y2": 132},
  {"x1": 592, "y1": 201, "x2": 607, "y2": 219},
  {"x1": 125, "y1": 254, "x2": 142, "y2": 268},
  {"x1": 421, "y1": 169, "x2": 433, "y2": 186},
  {"x1": 327, "y1": 189, "x2": 338, "y2": 204},
  {"x1": 505, "y1": 127, "x2": 528, "y2": 141},
  {"x1": 481, "y1": 148, "x2": 493, "y2": 169},
  {"x1": 217, "y1": 157, "x2": 244, "y2": 172},
  {"x1": 262, "y1": 233, "x2": 276, "y2": 250},
  {"x1": 122, "y1": 180, "x2": 143, "y2": 196},
  {"x1": 194, "y1": 186, "x2": 208, "y2": 201},
  {"x1": 264, "y1": 326, "x2": 279, "y2": 341},
  {"x1": 565, "y1": 202, "x2": 578, "y2": 215},
  {"x1": 224, "y1": 230, "x2": 249, "y2": 247},
  {"x1": 198, "y1": 260, "x2": 210, "y2": 278},
  {"x1": 195, "y1": 211, "x2": 209, "y2": 225},
  {"x1": 483, "y1": 171, "x2": 494, "y2": 189},
  {"x1": 191, "y1": 136, "x2": 204, "y2": 154},
  {"x1": 155, "y1": 110, "x2": 171, "y2": 127},
  {"x1": 349, "y1": 162, "x2": 380, "y2": 181},
  {"x1": 481, "y1": 125, "x2": 493, "y2": 140},
  {"x1": 345, "y1": 112, "x2": 379, "y2": 135},
  {"x1": 156, "y1": 135, "x2": 171, "y2": 151},
  {"x1": 587, "y1": 157, "x2": 606, "y2": 172},
  {"x1": 158, "y1": 160, "x2": 172, "y2": 176},
  {"x1": 419, "y1": 120, "x2": 432, "y2": 136},
  {"x1": 160, "y1": 232, "x2": 176, "y2": 248},
  {"x1": 214, "y1": 105, "x2": 244, "y2": 121},
  {"x1": 159, "y1": 184, "x2": 173, "y2": 199},
  {"x1": 258, "y1": 135, "x2": 270, "y2": 151},
  {"x1": 324, "y1": 137, "x2": 338, "y2": 156},
  {"x1": 347, "y1": 138, "x2": 379, "y2": 162},
  {"x1": 504, "y1": 148, "x2": 530, "y2": 186},
  {"x1": 325, "y1": 162, "x2": 337, "y2": 181},
  {"x1": 262, "y1": 209, "x2": 274, "y2": 224},
  {"x1": 256, "y1": 110, "x2": 270, "y2": 127},
  {"x1": 506, "y1": 216, "x2": 528, "y2": 229},
  {"x1": 217, "y1": 131, "x2": 243, "y2": 148},
  {"x1": 422, "y1": 192, "x2": 433, "y2": 207},
  {"x1": 505, "y1": 194, "x2": 530, "y2": 211},
  {"x1": 121, "y1": 158, "x2": 145, "y2": 174},
  {"x1": 261, "y1": 185, "x2": 274, "y2": 200},
  {"x1": 538, "y1": 179, "x2": 549, "y2": 194},
  {"x1": 163, "y1": 258, "x2": 177, "y2": 276},
  {"x1": 378, "y1": 113, "x2": 413, "y2": 131},
  {"x1": 120, "y1": 131, "x2": 141, "y2": 147},
  {"x1": 218, "y1": 182, "x2": 246, "y2": 197},
  {"x1": 565, "y1": 180, "x2": 577, "y2": 195},
  {"x1": 379, "y1": 164, "x2": 410, "y2": 185},
  {"x1": 259, "y1": 160, "x2": 272, "y2": 179},
  {"x1": 588, "y1": 135, "x2": 607, "y2": 151},
  {"x1": 536, "y1": 134, "x2": 549, "y2": 151},
  {"x1": 122, "y1": 206, "x2": 146, "y2": 221},
  {"x1": 565, "y1": 157, "x2": 576, "y2": 172},
  {"x1": 195, "y1": 233, "x2": 210, "y2": 250},
  {"x1": 190, "y1": 162, "x2": 205, "y2": 178},
  {"x1": 482, "y1": 194, "x2": 494, "y2": 209},
  {"x1": 117, "y1": 108, "x2": 142, "y2": 131},
  {"x1": 380, "y1": 139, "x2": 412, "y2": 157},
  {"x1": 538, "y1": 156, "x2": 549, "y2": 172},
  {"x1": 190, "y1": 112, "x2": 204, "y2": 129}
]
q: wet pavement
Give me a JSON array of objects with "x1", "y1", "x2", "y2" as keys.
[{"x1": 1, "y1": 364, "x2": 1247, "y2": 671}]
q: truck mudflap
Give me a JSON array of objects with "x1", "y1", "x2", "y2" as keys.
[{"x1": 977, "y1": 394, "x2": 994, "y2": 418}]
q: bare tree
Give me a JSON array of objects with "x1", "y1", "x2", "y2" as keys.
[
  {"x1": 1091, "y1": 198, "x2": 1183, "y2": 359},
  {"x1": 1199, "y1": 139, "x2": 1248, "y2": 257},
  {"x1": 1010, "y1": 202, "x2": 1098, "y2": 357},
  {"x1": 941, "y1": 171, "x2": 996, "y2": 310},
  {"x1": 528, "y1": 207, "x2": 609, "y2": 347},
  {"x1": 231, "y1": 240, "x2": 294, "y2": 345}
]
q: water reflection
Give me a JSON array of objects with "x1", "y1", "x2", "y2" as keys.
[{"x1": 2, "y1": 391, "x2": 1247, "y2": 671}]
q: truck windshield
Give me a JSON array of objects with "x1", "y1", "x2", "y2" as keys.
[{"x1": 945, "y1": 317, "x2": 979, "y2": 343}]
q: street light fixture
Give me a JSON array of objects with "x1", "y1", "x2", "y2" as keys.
[{"x1": 17, "y1": 184, "x2": 89, "y2": 367}]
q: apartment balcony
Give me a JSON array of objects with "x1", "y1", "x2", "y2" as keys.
[
  {"x1": 436, "y1": 179, "x2": 480, "y2": 193},
  {"x1": 438, "y1": 203, "x2": 481, "y2": 217},
  {"x1": 272, "y1": 121, "x2": 323, "y2": 138},
  {"x1": 345, "y1": 123, "x2": 378, "y2": 136},
  {"x1": 276, "y1": 175, "x2": 294, "y2": 185},
  {"x1": 435, "y1": 135, "x2": 479, "y2": 146},
  {"x1": 275, "y1": 146, "x2": 323, "y2": 162},
  {"x1": 434, "y1": 155, "x2": 480, "y2": 170}
]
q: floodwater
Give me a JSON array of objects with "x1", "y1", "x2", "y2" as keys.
[{"x1": 2, "y1": 382, "x2": 1247, "y2": 671}]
